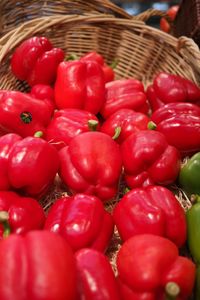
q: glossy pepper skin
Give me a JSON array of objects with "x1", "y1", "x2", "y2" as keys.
[
  {"x1": 75, "y1": 248, "x2": 120, "y2": 300},
  {"x1": 0, "y1": 90, "x2": 53, "y2": 137},
  {"x1": 147, "y1": 72, "x2": 200, "y2": 111},
  {"x1": 30, "y1": 84, "x2": 56, "y2": 110},
  {"x1": 44, "y1": 193, "x2": 114, "y2": 252},
  {"x1": 100, "y1": 108, "x2": 149, "y2": 144},
  {"x1": 0, "y1": 230, "x2": 77, "y2": 300},
  {"x1": 54, "y1": 60, "x2": 106, "y2": 114},
  {"x1": 150, "y1": 102, "x2": 200, "y2": 155},
  {"x1": 113, "y1": 185, "x2": 186, "y2": 247},
  {"x1": 80, "y1": 51, "x2": 115, "y2": 83},
  {"x1": 0, "y1": 133, "x2": 59, "y2": 197},
  {"x1": 117, "y1": 234, "x2": 196, "y2": 300},
  {"x1": 100, "y1": 78, "x2": 149, "y2": 118},
  {"x1": 59, "y1": 131, "x2": 122, "y2": 202},
  {"x1": 0, "y1": 191, "x2": 45, "y2": 238},
  {"x1": 11, "y1": 36, "x2": 65, "y2": 86},
  {"x1": 121, "y1": 129, "x2": 181, "y2": 189},
  {"x1": 179, "y1": 152, "x2": 200, "y2": 196},
  {"x1": 45, "y1": 108, "x2": 100, "y2": 150}
]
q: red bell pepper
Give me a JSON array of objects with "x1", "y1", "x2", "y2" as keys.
[
  {"x1": 0, "y1": 230, "x2": 77, "y2": 300},
  {"x1": 113, "y1": 185, "x2": 186, "y2": 247},
  {"x1": 59, "y1": 131, "x2": 122, "y2": 202},
  {"x1": 30, "y1": 83, "x2": 56, "y2": 110},
  {"x1": 150, "y1": 102, "x2": 200, "y2": 155},
  {"x1": 54, "y1": 60, "x2": 106, "y2": 114},
  {"x1": 117, "y1": 234, "x2": 196, "y2": 300},
  {"x1": 147, "y1": 72, "x2": 200, "y2": 111},
  {"x1": 45, "y1": 108, "x2": 100, "y2": 150},
  {"x1": 0, "y1": 90, "x2": 53, "y2": 137},
  {"x1": 75, "y1": 248, "x2": 120, "y2": 300},
  {"x1": 0, "y1": 191, "x2": 45, "y2": 238},
  {"x1": 80, "y1": 51, "x2": 115, "y2": 83},
  {"x1": 11, "y1": 36, "x2": 65, "y2": 86},
  {"x1": 121, "y1": 129, "x2": 181, "y2": 189},
  {"x1": 0, "y1": 133, "x2": 59, "y2": 197},
  {"x1": 44, "y1": 193, "x2": 114, "y2": 252},
  {"x1": 100, "y1": 78, "x2": 149, "y2": 119},
  {"x1": 100, "y1": 108, "x2": 149, "y2": 143}
]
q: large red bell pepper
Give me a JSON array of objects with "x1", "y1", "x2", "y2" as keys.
[
  {"x1": 0, "y1": 90, "x2": 53, "y2": 137},
  {"x1": 44, "y1": 193, "x2": 114, "y2": 252},
  {"x1": 113, "y1": 185, "x2": 186, "y2": 247},
  {"x1": 0, "y1": 191, "x2": 45, "y2": 238},
  {"x1": 150, "y1": 102, "x2": 200, "y2": 155},
  {"x1": 0, "y1": 133, "x2": 59, "y2": 197},
  {"x1": 0, "y1": 230, "x2": 77, "y2": 300},
  {"x1": 59, "y1": 131, "x2": 122, "y2": 202},
  {"x1": 100, "y1": 108, "x2": 149, "y2": 143},
  {"x1": 147, "y1": 72, "x2": 200, "y2": 111},
  {"x1": 75, "y1": 248, "x2": 120, "y2": 300},
  {"x1": 121, "y1": 129, "x2": 181, "y2": 189},
  {"x1": 11, "y1": 36, "x2": 65, "y2": 86},
  {"x1": 54, "y1": 60, "x2": 106, "y2": 114},
  {"x1": 117, "y1": 234, "x2": 196, "y2": 300},
  {"x1": 100, "y1": 78, "x2": 149, "y2": 119},
  {"x1": 45, "y1": 108, "x2": 99, "y2": 150}
]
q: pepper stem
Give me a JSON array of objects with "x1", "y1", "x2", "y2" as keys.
[
  {"x1": 20, "y1": 111, "x2": 32, "y2": 124},
  {"x1": 112, "y1": 126, "x2": 121, "y2": 140},
  {"x1": 110, "y1": 59, "x2": 119, "y2": 69},
  {"x1": 0, "y1": 211, "x2": 11, "y2": 238},
  {"x1": 34, "y1": 131, "x2": 43, "y2": 138},
  {"x1": 148, "y1": 121, "x2": 157, "y2": 130},
  {"x1": 66, "y1": 53, "x2": 78, "y2": 61},
  {"x1": 164, "y1": 282, "x2": 180, "y2": 300},
  {"x1": 88, "y1": 120, "x2": 99, "y2": 131}
]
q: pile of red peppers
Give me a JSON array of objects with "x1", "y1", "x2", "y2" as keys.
[{"x1": 0, "y1": 35, "x2": 200, "y2": 299}]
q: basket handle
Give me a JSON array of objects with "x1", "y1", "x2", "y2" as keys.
[{"x1": 134, "y1": 8, "x2": 172, "y2": 24}]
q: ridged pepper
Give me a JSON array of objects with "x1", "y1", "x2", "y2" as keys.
[
  {"x1": 45, "y1": 108, "x2": 99, "y2": 150},
  {"x1": 0, "y1": 90, "x2": 53, "y2": 137},
  {"x1": 44, "y1": 193, "x2": 114, "y2": 252},
  {"x1": 0, "y1": 191, "x2": 45, "y2": 238},
  {"x1": 11, "y1": 36, "x2": 65, "y2": 86},
  {"x1": 117, "y1": 234, "x2": 196, "y2": 300},
  {"x1": 150, "y1": 102, "x2": 200, "y2": 155},
  {"x1": 100, "y1": 78, "x2": 149, "y2": 118},
  {"x1": 113, "y1": 185, "x2": 186, "y2": 247},
  {"x1": 75, "y1": 248, "x2": 120, "y2": 300},
  {"x1": 147, "y1": 72, "x2": 200, "y2": 111},
  {"x1": 100, "y1": 108, "x2": 149, "y2": 143},
  {"x1": 0, "y1": 133, "x2": 59, "y2": 197},
  {"x1": 120, "y1": 129, "x2": 181, "y2": 189},
  {"x1": 59, "y1": 131, "x2": 122, "y2": 202},
  {"x1": 30, "y1": 84, "x2": 56, "y2": 110},
  {"x1": 54, "y1": 60, "x2": 106, "y2": 114},
  {"x1": 0, "y1": 230, "x2": 77, "y2": 300}
]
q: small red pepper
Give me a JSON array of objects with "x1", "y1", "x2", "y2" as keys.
[
  {"x1": 147, "y1": 72, "x2": 200, "y2": 111},
  {"x1": 113, "y1": 185, "x2": 186, "y2": 247},
  {"x1": 0, "y1": 231, "x2": 77, "y2": 300},
  {"x1": 150, "y1": 102, "x2": 200, "y2": 155},
  {"x1": 117, "y1": 234, "x2": 196, "y2": 300},
  {"x1": 44, "y1": 193, "x2": 114, "y2": 252},
  {"x1": 45, "y1": 108, "x2": 100, "y2": 150},
  {"x1": 100, "y1": 108, "x2": 149, "y2": 143},
  {"x1": 11, "y1": 36, "x2": 65, "y2": 86},
  {"x1": 0, "y1": 90, "x2": 53, "y2": 137},
  {"x1": 121, "y1": 129, "x2": 181, "y2": 189},
  {"x1": 100, "y1": 79, "x2": 149, "y2": 119},
  {"x1": 0, "y1": 191, "x2": 45, "y2": 238},
  {"x1": 54, "y1": 60, "x2": 106, "y2": 114},
  {"x1": 75, "y1": 248, "x2": 120, "y2": 300},
  {"x1": 80, "y1": 51, "x2": 115, "y2": 83},
  {"x1": 59, "y1": 131, "x2": 122, "y2": 202},
  {"x1": 0, "y1": 133, "x2": 59, "y2": 197}
]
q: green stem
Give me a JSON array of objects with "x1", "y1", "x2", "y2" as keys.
[
  {"x1": 110, "y1": 59, "x2": 119, "y2": 69},
  {"x1": 148, "y1": 121, "x2": 157, "y2": 130},
  {"x1": 66, "y1": 53, "x2": 78, "y2": 61},
  {"x1": 34, "y1": 131, "x2": 43, "y2": 138},
  {"x1": 164, "y1": 282, "x2": 180, "y2": 300},
  {"x1": 112, "y1": 126, "x2": 121, "y2": 140},
  {"x1": 88, "y1": 120, "x2": 99, "y2": 131},
  {"x1": 20, "y1": 111, "x2": 32, "y2": 124},
  {"x1": 0, "y1": 211, "x2": 11, "y2": 238}
]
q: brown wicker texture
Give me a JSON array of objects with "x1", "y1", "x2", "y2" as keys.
[{"x1": 0, "y1": 0, "x2": 131, "y2": 37}]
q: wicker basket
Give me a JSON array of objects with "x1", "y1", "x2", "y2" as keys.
[{"x1": 0, "y1": 0, "x2": 131, "y2": 37}]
